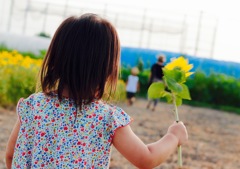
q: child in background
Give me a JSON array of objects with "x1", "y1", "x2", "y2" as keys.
[
  {"x1": 126, "y1": 67, "x2": 139, "y2": 106},
  {"x1": 147, "y1": 54, "x2": 165, "y2": 111},
  {"x1": 6, "y1": 14, "x2": 188, "y2": 169}
]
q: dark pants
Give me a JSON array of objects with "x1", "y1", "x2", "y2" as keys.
[
  {"x1": 148, "y1": 99, "x2": 158, "y2": 107},
  {"x1": 126, "y1": 92, "x2": 135, "y2": 99}
]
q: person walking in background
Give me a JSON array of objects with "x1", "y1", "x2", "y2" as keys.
[
  {"x1": 147, "y1": 54, "x2": 165, "y2": 111},
  {"x1": 126, "y1": 67, "x2": 139, "y2": 106},
  {"x1": 5, "y1": 14, "x2": 187, "y2": 169}
]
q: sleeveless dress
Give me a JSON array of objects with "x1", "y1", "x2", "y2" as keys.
[{"x1": 12, "y1": 92, "x2": 132, "y2": 169}]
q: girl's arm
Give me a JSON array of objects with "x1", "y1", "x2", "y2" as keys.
[
  {"x1": 113, "y1": 122, "x2": 188, "y2": 169},
  {"x1": 5, "y1": 118, "x2": 20, "y2": 169}
]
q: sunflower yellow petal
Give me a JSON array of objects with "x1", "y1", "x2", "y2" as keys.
[{"x1": 186, "y1": 72, "x2": 194, "y2": 77}]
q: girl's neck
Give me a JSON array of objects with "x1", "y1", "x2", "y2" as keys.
[
  {"x1": 61, "y1": 86, "x2": 70, "y2": 98},
  {"x1": 61, "y1": 86, "x2": 99, "y2": 99}
]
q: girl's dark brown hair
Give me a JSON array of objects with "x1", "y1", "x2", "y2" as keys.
[{"x1": 40, "y1": 13, "x2": 120, "y2": 107}]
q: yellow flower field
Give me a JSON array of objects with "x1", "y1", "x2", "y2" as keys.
[
  {"x1": 0, "y1": 50, "x2": 42, "y2": 106},
  {"x1": 0, "y1": 50, "x2": 42, "y2": 69},
  {"x1": 0, "y1": 50, "x2": 126, "y2": 106}
]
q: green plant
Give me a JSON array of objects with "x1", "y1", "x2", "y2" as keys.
[
  {"x1": 186, "y1": 71, "x2": 211, "y2": 102},
  {"x1": 37, "y1": 32, "x2": 51, "y2": 38},
  {"x1": 186, "y1": 72, "x2": 240, "y2": 107},
  {"x1": 0, "y1": 44, "x2": 46, "y2": 59},
  {"x1": 0, "y1": 44, "x2": 9, "y2": 51},
  {"x1": 0, "y1": 50, "x2": 41, "y2": 107},
  {"x1": 115, "y1": 80, "x2": 126, "y2": 102},
  {"x1": 0, "y1": 66, "x2": 38, "y2": 106},
  {"x1": 136, "y1": 57, "x2": 144, "y2": 72},
  {"x1": 103, "y1": 80, "x2": 126, "y2": 103},
  {"x1": 148, "y1": 56, "x2": 194, "y2": 167}
]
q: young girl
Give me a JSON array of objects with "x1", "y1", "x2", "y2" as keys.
[
  {"x1": 126, "y1": 67, "x2": 139, "y2": 105},
  {"x1": 6, "y1": 13, "x2": 188, "y2": 169}
]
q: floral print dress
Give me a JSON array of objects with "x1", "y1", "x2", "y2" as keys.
[{"x1": 12, "y1": 92, "x2": 132, "y2": 169}]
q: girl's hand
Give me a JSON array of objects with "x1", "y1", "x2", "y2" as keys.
[{"x1": 167, "y1": 121, "x2": 188, "y2": 146}]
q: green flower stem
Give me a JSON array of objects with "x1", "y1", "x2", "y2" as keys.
[
  {"x1": 178, "y1": 146, "x2": 182, "y2": 168},
  {"x1": 172, "y1": 93, "x2": 183, "y2": 168},
  {"x1": 173, "y1": 94, "x2": 179, "y2": 122}
]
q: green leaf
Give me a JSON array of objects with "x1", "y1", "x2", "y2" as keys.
[
  {"x1": 164, "y1": 91, "x2": 173, "y2": 104},
  {"x1": 163, "y1": 68, "x2": 186, "y2": 83},
  {"x1": 175, "y1": 95, "x2": 182, "y2": 106},
  {"x1": 177, "y1": 84, "x2": 191, "y2": 100},
  {"x1": 163, "y1": 76, "x2": 183, "y2": 93},
  {"x1": 148, "y1": 82, "x2": 165, "y2": 99},
  {"x1": 163, "y1": 91, "x2": 182, "y2": 106}
]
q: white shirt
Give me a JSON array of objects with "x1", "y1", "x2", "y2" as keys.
[{"x1": 126, "y1": 75, "x2": 139, "y2": 93}]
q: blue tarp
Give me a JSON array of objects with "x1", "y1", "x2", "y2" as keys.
[{"x1": 121, "y1": 46, "x2": 240, "y2": 79}]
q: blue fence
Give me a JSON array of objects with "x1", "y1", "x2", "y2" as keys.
[{"x1": 121, "y1": 46, "x2": 240, "y2": 79}]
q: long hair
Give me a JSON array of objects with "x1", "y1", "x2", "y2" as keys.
[{"x1": 40, "y1": 13, "x2": 120, "y2": 107}]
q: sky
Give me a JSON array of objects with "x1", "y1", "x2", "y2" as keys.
[
  {"x1": 1, "y1": 0, "x2": 240, "y2": 63},
  {"x1": 104, "y1": 0, "x2": 240, "y2": 63}
]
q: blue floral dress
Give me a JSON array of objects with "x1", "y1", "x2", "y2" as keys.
[{"x1": 12, "y1": 92, "x2": 132, "y2": 169}]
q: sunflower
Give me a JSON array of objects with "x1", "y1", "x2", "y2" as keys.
[{"x1": 165, "y1": 56, "x2": 194, "y2": 77}]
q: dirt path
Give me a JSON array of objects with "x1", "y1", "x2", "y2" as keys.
[{"x1": 1, "y1": 99, "x2": 240, "y2": 169}]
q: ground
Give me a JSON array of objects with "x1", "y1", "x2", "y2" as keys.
[{"x1": 0, "y1": 99, "x2": 240, "y2": 169}]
